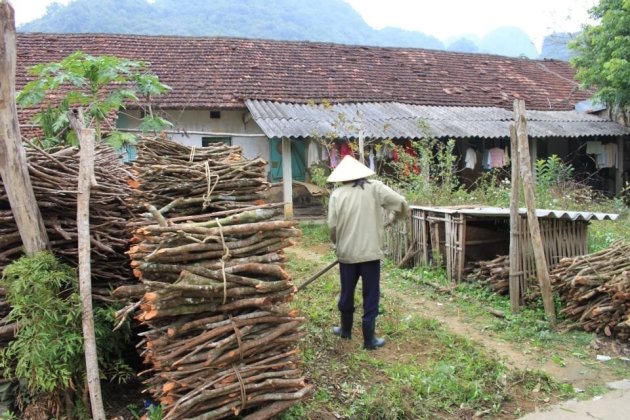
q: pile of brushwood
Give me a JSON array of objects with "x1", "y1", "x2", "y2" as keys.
[
  {"x1": 465, "y1": 255, "x2": 509, "y2": 295},
  {"x1": 115, "y1": 138, "x2": 312, "y2": 419},
  {"x1": 551, "y1": 242, "x2": 630, "y2": 340},
  {"x1": 129, "y1": 136, "x2": 269, "y2": 217},
  {"x1": 0, "y1": 144, "x2": 133, "y2": 289}
]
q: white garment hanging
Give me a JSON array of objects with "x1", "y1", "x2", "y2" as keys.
[
  {"x1": 307, "y1": 140, "x2": 320, "y2": 167},
  {"x1": 464, "y1": 147, "x2": 477, "y2": 169}
]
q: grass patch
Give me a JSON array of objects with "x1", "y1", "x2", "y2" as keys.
[{"x1": 285, "y1": 232, "x2": 575, "y2": 418}]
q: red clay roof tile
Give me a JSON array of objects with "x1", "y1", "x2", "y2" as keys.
[{"x1": 16, "y1": 33, "x2": 590, "y2": 118}]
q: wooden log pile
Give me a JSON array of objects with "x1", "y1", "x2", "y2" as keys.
[
  {"x1": 0, "y1": 144, "x2": 134, "y2": 289},
  {"x1": 115, "y1": 206, "x2": 312, "y2": 419},
  {"x1": 465, "y1": 255, "x2": 510, "y2": 295},
  {"x1": 130, "y1": 137, "x2": 270, "y2": 218},
  {"x1": 551, "y1": 242, "x2": 630, "y2": 340}
]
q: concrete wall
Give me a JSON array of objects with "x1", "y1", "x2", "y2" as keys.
[{"x1": 117, "y1": 109, "x2": 270, "y2": 163}]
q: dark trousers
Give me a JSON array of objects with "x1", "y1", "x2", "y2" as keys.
[{"x1": 337, "y1": 260, "x2": 380, "y2": 323}]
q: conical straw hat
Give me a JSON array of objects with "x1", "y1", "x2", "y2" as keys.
[{"x1": 327, "y1": 155, "x2": 375, "y2": 183}]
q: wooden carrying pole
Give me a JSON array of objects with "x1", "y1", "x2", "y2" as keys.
[
  {"x1": 508, "y1": 124, "x2": 521, "y2": 311},
  {"x1": 513, "y1": 100, "x2": 556, "y2": 326},
  {"x1": 68, "y1": 110, "x2": 106, "y2": 420},
  {"x1": 0, "y1": 1, "x2": 49, "y2": 254}
]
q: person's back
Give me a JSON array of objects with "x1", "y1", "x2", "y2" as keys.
[{"x1": 328, "y1": 179, "x2": 398, "y2": 264}]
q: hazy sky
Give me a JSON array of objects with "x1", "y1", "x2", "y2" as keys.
[{"x1": 12, "y1": 0, "x2": 598, "y2": 50}]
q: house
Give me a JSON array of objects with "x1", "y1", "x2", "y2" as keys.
[{"x1": 15, "y1": 34, "x2": 630, "y2": 217}]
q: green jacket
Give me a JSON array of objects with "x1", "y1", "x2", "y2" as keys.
[{"x1": 328, "y1": 179, "x2": 409, "y2": 264}]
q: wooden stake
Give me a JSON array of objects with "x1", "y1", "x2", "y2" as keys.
[
  {"x1": 513, "y1": 100, "x2": 556, "y2": 326},
  {"x1": 69, "y1": 109, "x2": 106, "y2": 420},
  {"x1": 0, "y1": 1, "x2": 49, "y2": 254},
  {"x1": 509, "y1": 124, "x2": 521, "y2": 311}
]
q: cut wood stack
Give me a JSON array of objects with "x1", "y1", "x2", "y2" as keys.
[
  {"x1": 115, "y1": 207, "x2": 312, "y2": 419},
  {"x1": 0, "y1": 144, "x2": 134, "y2": 289},
  {"x1": 465, "y1": 255, "x2": 510, "y2": 295},
  {"x1": 551, "y1": 242, "x2": 630, "y2": 340},
  {"x1": 130, "y1": 136, "x2": 270, "y2": 218},
  {"x1": 117, "y1": 138, "x2": 312, "y2": 419}
]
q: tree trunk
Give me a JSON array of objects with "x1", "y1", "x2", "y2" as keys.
[
  {"x1": 0, "y1": 1, "x2": 49, "y2": 254},
  {"x1": 69, "y1": 109, "x2": 106, "y2": 420},
  {"x1": 513, "y1": 100, "x2": 556, "y2": 326}
]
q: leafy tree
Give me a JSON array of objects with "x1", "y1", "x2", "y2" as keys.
[
  {"x1": 570, "y1": 0, "x2": 630, "y2": 112},
  {"x1": 17, "y1": 51, "x2": 171, "y2": 148}
]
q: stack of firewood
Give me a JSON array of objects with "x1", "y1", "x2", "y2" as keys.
[
  {"x1": 130, "y1": 137, "x2": 270, "y2": 218},
  {"x1": 0, "y1": 144, "x2": 134, "y2": 289},
  {"x1": 551, "y1": 242, "x2": 630, "y2": 340},
  {"x1": 115, "y1": 206, "x2": 311, "y2": 418},
  {"x1": 465, "y1": 255, "x2": 510, "y2": 295}
]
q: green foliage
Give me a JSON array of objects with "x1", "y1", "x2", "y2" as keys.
[
  {"x1": 0, "y1": 252, "x2": 133, "y2": 398},
  {"x1": 570, "y1": 0, "x2": 630, "y2": 110},
  {"x1": 17, "y1": 51, "x2": 171, "y2": 148},
  {"x1": 0, "y1": 252, "x2": 83, "y2": 393},
  {"x1": 535, "y1": 154, "x2": 576, "y2": 208},
  {"x1": 387, "y1": 135, "x2": 464, "y2": 206}
]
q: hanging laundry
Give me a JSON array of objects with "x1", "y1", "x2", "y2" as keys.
[
  {"x1": 368, "y1": 146, "x2": 376, "y2": 171},
  {"x1": 597, "y1": 143, "x2": 618, "y2": 168},
  {"x1": 329, "y1": 144, "x2": 340, "y2": 168},
  {"x1": 307, "y1": 139, "x2": 320, "y2": 167},
  {"x1": 464, "y1": 147, "x2": 477, "y2": 169},
  {"x1": 586, "y1": 141, "x2": 603, "y2": 155},
  {"x1": 488, "y1": 147, "x2": 506, "y2": 168},
  {"x1": 482, "y1": 149, "x2": 490, "y2": 169}
]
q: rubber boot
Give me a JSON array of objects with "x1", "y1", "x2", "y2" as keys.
[
  {"x1": 362, "y1": 320, "x2": 385, "y2": 350},
  {"x1": 332, "y1": 312, "x2": 353, "y2": 339}
]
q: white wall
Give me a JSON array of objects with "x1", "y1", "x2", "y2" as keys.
[{"x1": 118, "y1": 109, "x2": 270, "y2": 163}]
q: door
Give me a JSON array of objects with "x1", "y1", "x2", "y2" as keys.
[{"x1": 269, "y1": 137, "x2": 307, "y2": 182}]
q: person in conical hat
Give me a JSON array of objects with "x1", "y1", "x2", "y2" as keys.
[{"x1": 327, "y1": 154, "x2": 409, "y2": 350}]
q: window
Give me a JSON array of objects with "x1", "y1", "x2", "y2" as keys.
[
  {"x1": 202, "y1": 136, "x2": 232, "y2": 147},
  {"x1": 210, "y1": 110, "x2": 221, "y2": 119}
]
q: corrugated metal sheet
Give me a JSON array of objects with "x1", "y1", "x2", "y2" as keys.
[
  {"x1": 245, "y1": 100, "x2": 630, "y2": 140},
  {"x1": 411, "y1": 205, "x2": 618, "y2": 221}
]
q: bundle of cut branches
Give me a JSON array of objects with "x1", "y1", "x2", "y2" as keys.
[
  {"x1": 551, "y1": 242, "x2": 630, "y2": 340},
  {"x1": 130, "y1": 136, "x2": 270, "y2": 218},
  {"x1": 115, "y1": 206, "x2": 312, "y2": 419},
  {"x1": 0, "y1": 143, "x2": 134, "y2": 288},
  {"x1": 465, "y1": 255, "x2": 510, "y2": 295}
]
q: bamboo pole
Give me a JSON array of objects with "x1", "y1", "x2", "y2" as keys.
[
  {"x1": 509, "y1": 124, "x2": 521, "y2": 311},
  {"x1": 69, "y1": 109, "x2": 106, "y2": 420},
  {"x1": 0, "y1": 1, "x2": 49, "y2": 254},
  {"x1": 513, "y1": 100, "x2": 556, "y2": 326}
]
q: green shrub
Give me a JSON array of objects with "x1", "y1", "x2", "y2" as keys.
[{"x1": 0, "y1": 251, "x2": 132, "y2": 408}]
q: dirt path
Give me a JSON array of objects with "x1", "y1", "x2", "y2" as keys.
[{"x1": 389, "y1": 288, "x2": 621, "y2": 389}]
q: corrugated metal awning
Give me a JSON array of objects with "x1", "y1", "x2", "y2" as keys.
[
  {"x1": 245, "y1": 100, "x2": 630, "y2": 140},
  {"x1": 411, "y1": 205, "x2": 618, "y2": 221}
]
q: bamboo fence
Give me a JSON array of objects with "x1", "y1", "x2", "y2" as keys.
[{"x1": 385, "y1": 205, "x2": 593, "y2": 299}]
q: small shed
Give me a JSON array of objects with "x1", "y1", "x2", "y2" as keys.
[{"x1": 387, "y1": 205, "x2": 618, "y2": 287}]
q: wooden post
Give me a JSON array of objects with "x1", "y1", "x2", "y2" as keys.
[
  {"x1": 508, "y1": 124, "x2": 521, "y2": 311},
  {"x1": 358, "y1": 131, "x2": 365, "y2": 164},
  {"x1": 513, "y1": 100, "x2": 556, "y2": 326},
  {"x1": 281, "y1": 137, "x2": 293, "y2": 220},
  {"x1": 0, "y1": 1, "x2": 49, "y2": 254},
  {"x1": 616, "y1": 136, "x2": 624, "y2": 195},
  {"x1": 68, "y1": 110, "x2": 106, "y2": 420}
]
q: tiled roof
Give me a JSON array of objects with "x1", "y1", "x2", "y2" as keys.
[{"x1": 16, "y1": 34, "x2": 591, "y2": 115}]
